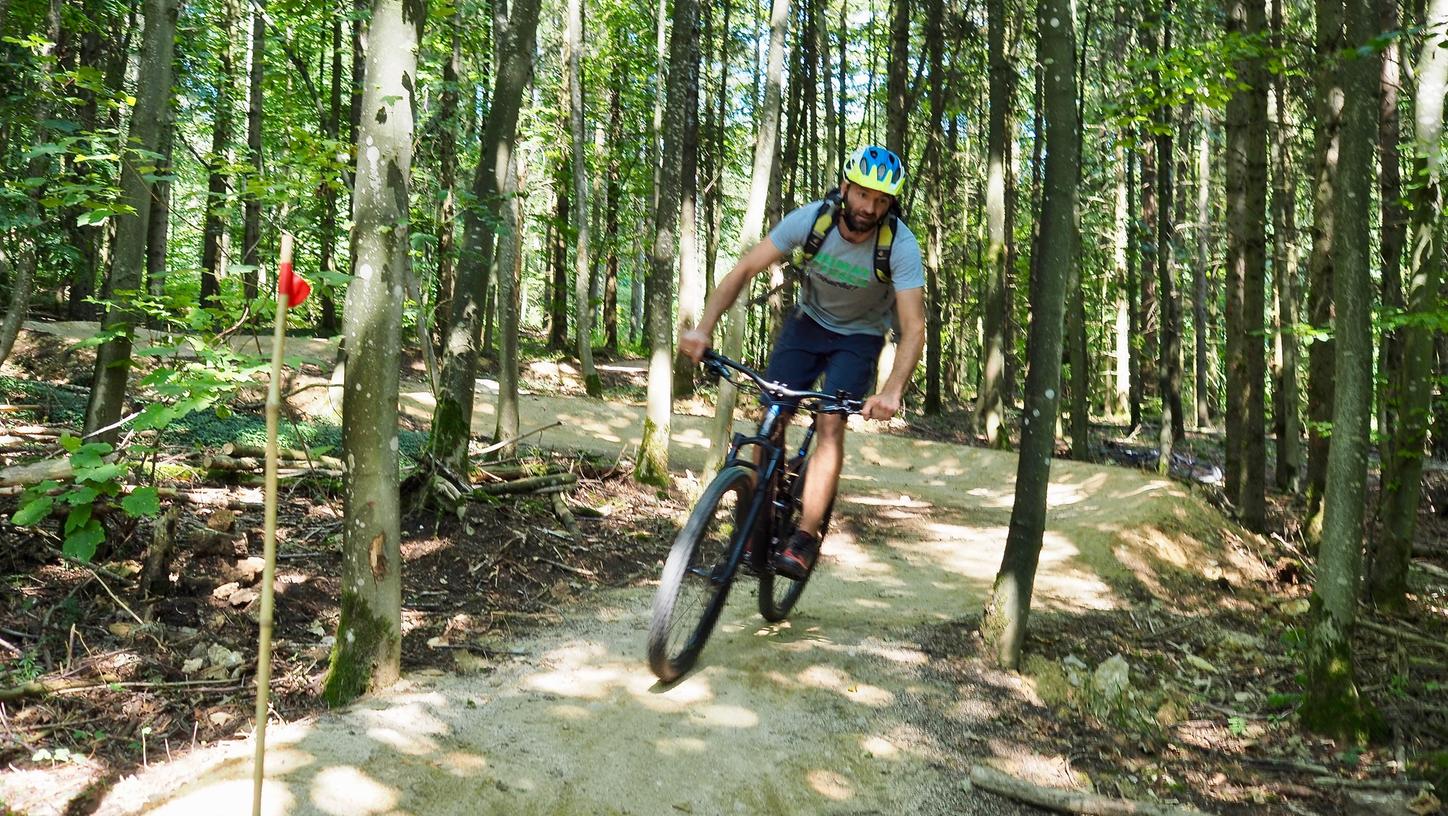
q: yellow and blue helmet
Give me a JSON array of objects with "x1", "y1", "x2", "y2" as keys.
[{"x1": 842, "y1": 145, "x2": 906, "y2": 197}]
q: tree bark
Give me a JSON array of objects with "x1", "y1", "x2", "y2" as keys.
[
  {"x1": 703, "y1": 0, "x2": 788, "y2": 480},
  {"x1": 1154, "y1": 4, "x2": 1184, "y2": 472},
  {"x1": 1301, "y1": 0, "x2": 1378, "y2": 741},
  {"x1": 637, "y1": 0, "x2": 699, "y2": 487},
  {"x1": 980, "y1": 0, "x2": 1077, "y2": 670},
  {"x1": 241, "y1": 5, "x2": 265, "y2": 302},
  {"x1": 317, "y1": 7, "x2": 345, "y2": 336},
  {"x1": 81, "y1": 0, "x2": 179, "y2": 444},
  {"x1": 603, "y1": 72, "x2": 622, "y2": 353},
  {"x1": 567, "y1": 0, "x2": 600, "y2": 397},
  {"x1": 885, "y1": 0, "x2": 910, "y2": 156},
  {"x1": 427, "y1": 0, "x2": 541, "y2": 474},
  {"x1": 1304, "y1": 0, "x2": 1345, "y2": 541},
  {"x1": 672, "y1": 6, "x2": 703, "y2": 397},
  {"x1": 1194, "y1": 110, "x2": 1214, "y2": 430},
  {"x1": 429, "y1": 8, "x2": 461, "y2": 347},
  {"x1": 322, "y1": 0, "x2": 423, "y2": 707},
  {"x1": 1375, "y1": 0, "x2": 1406, "y2": 452},
  {"x1": 1270, "y1": 0, "x2": 1302, "y2": 491},
  {"x1": 1224, "y1": 0, "x2": 1268, "y2": 531},
  {"x1": 199, "y1": 0, "x2": 239, "y2": 310},
  {"x1": 976, "y1": 0, "x2": 1011, "y2": 446},
  {"x1": 1371, "y1": 0, "x2": 1448, "y2": 612},
  {"x1": 494, "y1": 154, "x2": 526, "y2": 456}
]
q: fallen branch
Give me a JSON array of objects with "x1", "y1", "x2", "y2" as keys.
[
  {"x1": 472, "y1": 472, "x2": 578, "y2": 496},
  {"x1": 220, "y1": 442, "x2": 344, "y2": 471},
  {"x1": 0, "y1": 404, "x2": 40, "y2": 413},
  {"x1": 1312, "y1": 775, "x2": 1431, "y2": 792},
  {"x1": 475, "y1": 420, "x2": 563, "y2": 456},
  {"x1": 551, "y1": 492, "x2": 580, "y2": 539},
  {"x1": 0, "y1": 456, "x2": 71, "y2": 487},
  {"x1": 1410, "y1": 560, "x2": 1448, "y2": 581},
  {"x1": 1358, "y1": 618, "x2": 1448, "y2": 654},
  {"x1": 968, "y1": 765, "x2": 1213, "y2": 816}
]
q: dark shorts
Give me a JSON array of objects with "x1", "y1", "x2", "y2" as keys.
[{"x1": 763, "y1": 311, "x2": 885, "y2": 405}]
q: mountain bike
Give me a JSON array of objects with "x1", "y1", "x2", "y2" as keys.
[{"x1": 646, "y1": 349, "x2": 861, "y2": 683}]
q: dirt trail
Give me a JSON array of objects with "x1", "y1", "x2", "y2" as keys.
[{"x1": 91, "y1": 386, "x2": 1195, "y2": 815}]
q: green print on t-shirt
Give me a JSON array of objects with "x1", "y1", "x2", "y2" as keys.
[{"x1": 811, "y1": 252, "x2": 873, "y2": 289}]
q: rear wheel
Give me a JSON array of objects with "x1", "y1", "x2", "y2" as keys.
[
  {"x1": 758, "y1": 455, "x2": 831, "y2": 622},
  {"x1": 647, "y1": 466, "x2": 754, "y2": 682}
]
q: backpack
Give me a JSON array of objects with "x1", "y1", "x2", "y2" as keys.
[{"x1": 794, "y1": 188, "x2": 902, "y2": 284}]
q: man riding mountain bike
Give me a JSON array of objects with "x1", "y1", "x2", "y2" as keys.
[{"x1": 679, "y1": 144, "x2": 927, "y2": 581}]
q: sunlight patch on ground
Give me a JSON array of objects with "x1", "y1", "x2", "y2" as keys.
[
  {"x1": 982, "y1": 747, "x2": 1078, "y2": 788},
  {"x1": 689, "y1": 703, "x2": 760, "y2": 728},
  {"x1": 438, "y1": 751, "x2": 489, "y2": 777},
  {"x1": 862, "y1": 735, "x2": 902, "y2": 759},
  {"x1": 310, "y1": 766, "x2": 399, "y2": 815},
  {"x1": 798, "y1": 665, "x2": 895, "y2": 707},
  {"x1": 146, "y1": 779, "x2": 297, "y2": 816},
  {"x1": 654, "y1": 736, "x2": 710, "y2": 756},
  {"x1": 807, "y1": 769, "x2": 856, "y2": 801}
]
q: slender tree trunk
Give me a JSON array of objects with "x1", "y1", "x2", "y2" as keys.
[
  {"x1": 427, "y1": 0, "x2": 542, "y2": 474},
  {"x1": 886, "y1": 0, "x2": 910, "y2": 154},
  {"x1": 1376, "y1": 0, "x2": 1406, "y2": 452},
  {"x1": 1139, "y1": 133, "x2": 1159, "y2": 408},
  {"x1": 547, "y1": 159, "x2": 570, "y2": 351},
  {"x1": 1301, "y1": 0, "x2": 1378, "y2": 741},
  {"x1": 1270, "y1": 0, "x2": 1302, "y2": 490},
  {"x1": 567, "y1": 0, "x2": 600, "y2": 396},
  {"x1": 200, "y1": 0, "x2": 239, "y2": 309},
  {"x1": 1371, "y1": 0, "x2": 1448, "y2": 612},
  {"x1": 672, "y1": 9, "x2": 703, "y2": 398},
  {"x1": 1225, "y1": 0, "x2": 1268, "y2": 531},
  {"x1": 241, "y1": 6, "x2": 265, "y2": 302},
  {"x1": 318, "y1": 8, "x2": 344, "y2": 336},
  {"x1": 1066, "y1": 9, "x2": 1091, "y2": 460},
  {"x1": 1305, "y1": 0, "x2": 1345, "y2": 541},
  {"x1": 430, "y1": 9, "x2": 461, "y2": 347},
  {"x1": 1196, "y1": 109, "x2": 1214, "y2": 429},
  {"x1": 703, "y1": 0, "x2": 788, "y2": 480},
  {"x1": 980, "y1": 0, "x2": 1077, "y2": 670},
  {"x1": 1127, "y1": 152, "x2": 1142, "y2": 428},
  {"x1": 494, "y1": 154, "x2": 527, "y2": 455},
  {"x1": 1111, "y1": 146, "x2": 1131, "y2": 418},
  {"x1": 603, "y1": 73, "x2": 622, "y2": 353},
  {"x1": 82, "y1": 0, "x2": 179, "y2": 444},
  {"x1": 976, "y1": 0, "x2": 1011, "y2": 446},
  {"x1": 322, "y1": 0, "x2": 422, "y2": 706},
  {"x1": 923, "y1": 0, "x2": 946, "y2": 416},
  {"x1": 637, "y1": 0, "x2": 699, "y2": 486},
  {"x1": 1155, "y1": 6, "x2": 1184, "y2": 472},
  {"x1": 146, "y1": 99, "x2": 176, "y2": 305}
]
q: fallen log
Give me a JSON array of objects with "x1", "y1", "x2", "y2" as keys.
[
  {"x1": 968, "y1": 765, "x2": 1213, "y2": 816},
  {"x1": 472, "y1": 472, "x2": 578, "y2": 496},
  {"x1": 219, "y1": 442, "x2": 344, "y2": 470},
  {"x1": 0, "y1": 457, "x2": 71, "y2": 487}
]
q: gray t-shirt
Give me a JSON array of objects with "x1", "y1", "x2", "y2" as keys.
[{"x1": 768, "y1": 200, "x2": 925, "y2": 336}]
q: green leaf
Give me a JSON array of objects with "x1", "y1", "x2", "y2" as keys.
[
  {"x1": 63, "y1": 520, "x2": 105, "y2": 561},
  {"x1": 75, "y1": 462, "x2": 127, "y2": 485},
  {"x1": 12, "y1": 495, "x2": 54, "y2": 526},
  {"x1": 64, "y1": 504, "x2": 93, "y2": 534},
  {"x1": 122, "y1": 487, "x2": 160, "y2": 518},
  {"x1": 59, "y1": 433, "x2": 81, "y2": 453},
  {"x1": 64, "y1": 485, "x2": 100, "y2": 506}
]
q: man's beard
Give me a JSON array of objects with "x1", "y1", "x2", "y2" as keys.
[{"x1": 841, "y1": 205, "x2": 883, "y2": 233}]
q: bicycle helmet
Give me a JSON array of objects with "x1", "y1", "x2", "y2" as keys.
[{"x1": 842, "y1": 145, "x2": 906, "y2": 196}]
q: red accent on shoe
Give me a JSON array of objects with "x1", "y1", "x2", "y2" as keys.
[{"x1": 774, "y1": 531, "x2": 820, "y2": 580}]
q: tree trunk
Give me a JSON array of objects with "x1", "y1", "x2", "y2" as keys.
[
  {"x1": 1127, "y1": 151, "x2": 1142, "y2": 428},
  {"x1": 980, "y1": 0, "x2": 1077, "y2": 670},
  {"x1": 1301, "y1": 0, "x2": 1378, "y2": 742},
  {"x1": 430, "y1": 8, "x2": 461, "y2": 347},
  {"x1": 318, "y1": 8, "x2": 344, "y2": 336},
  {"x1": 638, "y1": 0, "x2": 699, "y2": 487},
  {"x1": 1224, "y1": 0, "x2": 1268, "y2": 531},
  {"x1": 1139, "y1": 133, "x2": 1159, "y2": 409},
  {"x1": 603, "y1": 72, "x2": 622, "y2": 353},
  {"x1": 1304, "y1": 0, "x2": 1345, "y2": 541},
  {"x1": 1371, "y1": 0, "x2": 1448, "y2": 612},
  {"x1": 1111, "y1": 146, "x2": 1131, "y2": 418},
  {"x1": 922, "y1": 0, "x2": 946, "y2": 416},
  {"x1": 241, "y1": 6, "x2": 265, "y2": 302},
  {"x1": 672, "y1": 9, "x2": 703, "y2": 398},
  {"x1": 1155, "y1": 4, "x2": 1183, "y2": 472},
  {"x1": 427, "y1": 0, "x2": 542, "y2": 474},
  {"x1": 976, "y1": 0, "x2": 1011, "y2": 446},
  {"x1": 703, "y1": 0, "x2": 788, "y2": 480},
  {"x1": 82, "y1": 0, "x2": 179, "y2": 445},
  {"x1": 494, "y1": 154, "x2": 527, "y2": 455},
  {"x1": 1375, "y1": 0, "x2": 1406, "y2": 452},
  {"x1": 1195, "y1": 110, "x2": 1213, "y2": 429},
  {"x1": 567, "y1": 0, "x2": 600, "y2": 396},
  {"x1": 322, "y1": 0, "x2": 421, "y2": 707},
  {"x1": 200, "y1": 0, "x2": 239, "y2": 309},
  {"x1": 145, "y1": 97, "x2": 176, "y2": 305},
  {"x1": 885, "y1": 0, "x2": 910, "y2": 155},
  {"x1": 547, "y1": 159, "x2": 570, "y2": 351},
  {"x1": 1270, "y1": 0, "x2": 1302, "y2": 491}
]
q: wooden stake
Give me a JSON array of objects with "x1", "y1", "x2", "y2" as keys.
[{"x1": 252, "y1": 232, "x2": 293, "y2": 816}]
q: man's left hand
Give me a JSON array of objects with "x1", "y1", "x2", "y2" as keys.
[{"x1": 862, "y1": 391, "x2": 902, "y2": 421}]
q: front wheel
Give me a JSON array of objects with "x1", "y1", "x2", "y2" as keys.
[
  {"x1": 647, "y1": 466, "x2": 755, "y2": 682},
  {"x1": 758, "y1": 455, "x2": 831, "y2": 622}
]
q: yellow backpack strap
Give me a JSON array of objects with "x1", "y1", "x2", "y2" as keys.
[
  {"x1": 873, "y1": 215, "x2": 896, "y2": 284},
  {"x1": 800, "y1": 192, "x2": 842, "y2": 264}
]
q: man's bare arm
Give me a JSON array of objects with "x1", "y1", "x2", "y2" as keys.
[
  {"x1": 863, "y1": 288, "x2": 926, "y2": 420},
  {"x1": 679, "y1": 238, "x2": 787, "y2": 362}
]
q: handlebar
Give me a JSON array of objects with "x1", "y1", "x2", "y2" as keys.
[{"x1": 701, "y1": 349, "x2": 863, "y2": 415}]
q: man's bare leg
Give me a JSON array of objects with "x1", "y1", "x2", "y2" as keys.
[{"x1": 796, "y1": 413, "x2": 845, "y2": 537}]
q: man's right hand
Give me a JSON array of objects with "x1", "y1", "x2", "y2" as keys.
[{"x1": 678, "y1": 328, "x2": 711, "y2": 363}]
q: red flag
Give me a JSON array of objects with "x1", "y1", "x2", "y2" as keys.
[{"x1": 278, "y1": 260, "x2": 311, "y2": 307}]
